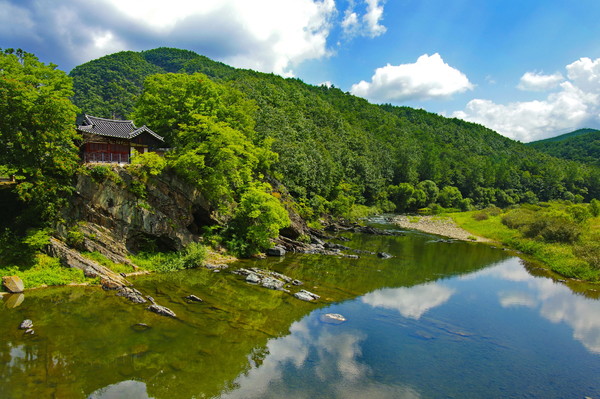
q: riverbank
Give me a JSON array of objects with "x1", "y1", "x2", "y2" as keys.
[{"x1": 393, "y1": 215, "x2": 493, "y2": 243}]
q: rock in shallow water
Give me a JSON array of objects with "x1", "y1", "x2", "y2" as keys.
[
  {"x1": 185, "y1": 294, "x2": 203, "y2": 302},
  {"x1": 19, "y1": 319, "x2": 33, "y2": 329},
  {"x1": 2, "y1": 276, "x2": 24, "y2": 293},
  {"x1": 294, "y1": 289, "x2": 320, "y2": 302},
  {"x1": 266, "y1": 246, "x2": 286, "y2": 256},
  {"x1": 319, "y1": 313, "x2": 346, "y2": 324},
  {"x1": 147, "y1": 304, "x2": 177, "y2": 318},
  {"x1": 377, "y1": 252, "x2": 393, "y2": 259}
]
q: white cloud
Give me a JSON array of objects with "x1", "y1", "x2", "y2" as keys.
[
  {"x1": 362, "y1": 283, "x2": 455, "y2": 319},
  {"x1": 453, "y1": 57, "x2": 600, "y2": 142},
  {"x1": 0, "y1": 0, "x2": 337, "y2": 76},
  {"x1": 517, "y1": 71, "x2": 564, "y2": 91},
  {"x1": 350, "y1": 53, "x2": 474, "y2": 103},
  {"x1": 341, "y1": 0, "x2": 386, "y2": 38},
  {"x1": 453, "y1": 80, "x2": 597, "y2": 142}
]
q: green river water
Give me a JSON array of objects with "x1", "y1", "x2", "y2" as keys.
[{"x1": 1, "y1": 221, "x2": 600, "y2": 398}]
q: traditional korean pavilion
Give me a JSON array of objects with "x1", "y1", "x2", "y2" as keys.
[{"x1": 78, "y1": 115, "x2": 165, "y2": 164}]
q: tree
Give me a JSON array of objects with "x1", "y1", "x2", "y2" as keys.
[
  {"x1": 133, "y1": 73, "x2": 276, "y2": 216},
  {"x1": 0, "y1": 50, "x2": 80, "y2": 218}
]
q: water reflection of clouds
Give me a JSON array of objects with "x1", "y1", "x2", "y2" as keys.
[
  {"x1": 361, "y1": 283, "x2": 455, "y2": 319},
  {"x1": 218, "y1": 318, "x2": 421, "y2": 399},
  {"x1": 473, "y1": 258, "x2": 600, "y2": 354},
  {"x1": 88, "y1": 380, "x2": 152, "y2": 399}
]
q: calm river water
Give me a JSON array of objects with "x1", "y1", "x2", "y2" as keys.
[{"x1": 1, "y1": 221, "x2": 599, "y2": 398}]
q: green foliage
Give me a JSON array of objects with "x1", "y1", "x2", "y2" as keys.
[
  {"x1": 227, "y1": 184, "x2": 291, "y2": 256},
  {"x1": 528, "y1": 128, "x2": 600, "y2": 167},
  {"x1": 133, "y1": 73, "x2": 276, "y2": 215},
  {"x1": 129, "y1": 151, "x2": 166, "y2": 177},
  {"x1": 130, "y1": 242, "x2": 208, "y2": 272},
  {"x1": 589, "y1": 199, "x2": 600, "y2": 217},
  {"x1": 0, "y1": 50, "x2": 80, "y2": 219},
  {"x1": 82, "y1": 251, "x2": 132, "y2": 274},
  {"x1": 70, "y1": 48, "x2": 600, "y2": 215}
]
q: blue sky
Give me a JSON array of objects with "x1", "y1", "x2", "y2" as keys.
[{"x1": 2, "y1": 0, "x2": 600, "y2": 142}]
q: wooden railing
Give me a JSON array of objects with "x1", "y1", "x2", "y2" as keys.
[{"x1": 84, "y1": 152, "x2": 130, "y2": 164}]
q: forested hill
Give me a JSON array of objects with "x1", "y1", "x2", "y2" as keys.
[
  {"x1": 527, "y1": 129, "x2": 600, "y2": 167},
  {"x1": 69, "y1": 47, "x2": 600, "y2": 211}
]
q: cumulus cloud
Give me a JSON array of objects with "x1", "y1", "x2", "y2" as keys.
[
  {"x1": 517, "y1": 71, "x2": 564, "y2": 91},
  {"x1": 350, "y1": 53, "x2": 474, "y2": 103},
  {"x1": 0, "y1": 0, "x2": 336, "y2": 75},
  {"x1": 342, "y1": 0, "x2": 386, "y2": 38},
  {"x1": 362, "y1": 283, "x2": 455, "y2": 319},
  {"x1": 453, "y1": 57, "x2": 600, "y2": 142}
]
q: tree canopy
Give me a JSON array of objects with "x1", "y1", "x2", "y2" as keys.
[{"x1": 0, "y1": 49, "x2": 80, "y2": 217}]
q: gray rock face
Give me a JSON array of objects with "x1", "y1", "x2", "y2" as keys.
[
  {"x1": 2, "y1": 276, "x2": 24, "y2": 293},
  {"x1": 47, "y1": 238, "x2": 129, "y2": 288},
  {"x1": 294, "y1": 290, "x2": 320, "y2": 302}
]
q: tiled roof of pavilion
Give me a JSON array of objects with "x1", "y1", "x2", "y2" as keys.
[{"x1": 77, "y1": 115, "x2": 164, "y2": 142}]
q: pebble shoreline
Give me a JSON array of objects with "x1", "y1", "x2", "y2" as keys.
[{"x1": 393, "y1": 215, "x2": 491, "y2": 242}]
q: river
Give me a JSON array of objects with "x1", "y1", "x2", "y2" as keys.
[{"x1": 1, "y1": 220, "x2": 599, "y2": 398}]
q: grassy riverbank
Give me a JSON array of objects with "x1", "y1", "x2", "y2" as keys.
[{"x1": 448, "y1": 202, "x2": 600, "y2": 282}]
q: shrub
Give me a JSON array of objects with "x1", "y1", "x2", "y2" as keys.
[
  {"x1": 574, "y1": 242, "x2": 600, "y2": 270},
  {"x1": 227, "y1": 184, "x2": 291, "y2": 256},
  {"x1": 472, "y1": 211, "x2": 489, "y2": 221},
  {"x1": 501, "y1": 208, "x2": 535, "y2": 229}
]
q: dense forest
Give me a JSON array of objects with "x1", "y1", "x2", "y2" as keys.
[
  {"x1": 528, "y1": 128, "x2": 600, "y2": 167},
  {"x1": 69, "y1": 47, "x2": 600, "y2": 216}
]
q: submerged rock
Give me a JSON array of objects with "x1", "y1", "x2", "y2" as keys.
[
  {"x1": 116, "y1": 287, "x2": 147, "y2": 303},
  {"x1": 377, "y1": 252, "x2": 393, "y2": 259},
  {"x1": 2, "y1": 276, "x2": 24, "y2": 293},
  {"x1": 294, "y1": 289, "x2": 320, "y2": 302},
  {"x1": 19, "y1": 319, "x2": 33, "y2": 330},
  {"x1": 131, "y1": 323, "x2": 151, "y2": 332}
]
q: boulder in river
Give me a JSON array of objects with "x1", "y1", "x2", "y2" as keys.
[
  {"x1": 267, "y1": 246, "x2": 286, "y2": 256},
  {"x1": 116, "y1": 287, "x2": 147, "y2": 303},
  {"x1": 19, "y1": 319, "x2": 33, "y2": 330},
  {"x1": 246, "y1": 273, "x2": 261, "y2": 284},
  {"x1": 377, "y1": 252, "x2": 393, "y2": 259},
  {"x1": 294, "y1": 289, "x2": 320, "y2": 302},
  {"x1": 319, "y1": 313, "x2": 347, "y2": 324},
  {"x1": 147, "y1": 304, "x2": 177, "y2": 318},
  {"x1": 2, "y1": 276, "x2": 24, "y2": 293},
  {"x1": 261, "y1": 276, "x2": 285, "y2": 290},
  {"x1": 185, "y1": 294, "x2": 203, "y2": 302}
]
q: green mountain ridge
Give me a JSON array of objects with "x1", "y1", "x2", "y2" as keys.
[
  {"x1": 69, "y1": 47, "x2": 600, "y2": 209},
  {"x1": 527, "y1": 128, "x2": 600, "y2": 167}
]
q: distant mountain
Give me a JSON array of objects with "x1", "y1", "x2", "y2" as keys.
[
  {"x1": 528, "y1": 129, "x2": 600, "y2": 166},
  {"x1": 68, "y1": 48, "x2": 600, "y2": 207}
]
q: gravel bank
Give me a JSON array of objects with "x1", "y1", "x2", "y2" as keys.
[{"x1": 393, "y1": 215, "x2": 491, "y2": 242}]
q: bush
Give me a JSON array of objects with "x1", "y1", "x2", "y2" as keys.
[
  {"x1": 501, "y1": 208, "x2": 535, "y2": 229},
  {"x1": 472, "y1": 211, "x2": 489, "y2": 221},
  {"x1": 574, "y1": 242, "x2": 600, "y2": 270},
  {"x1": 227, "y1": 184, "x2": 291, "y2": 256}
]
